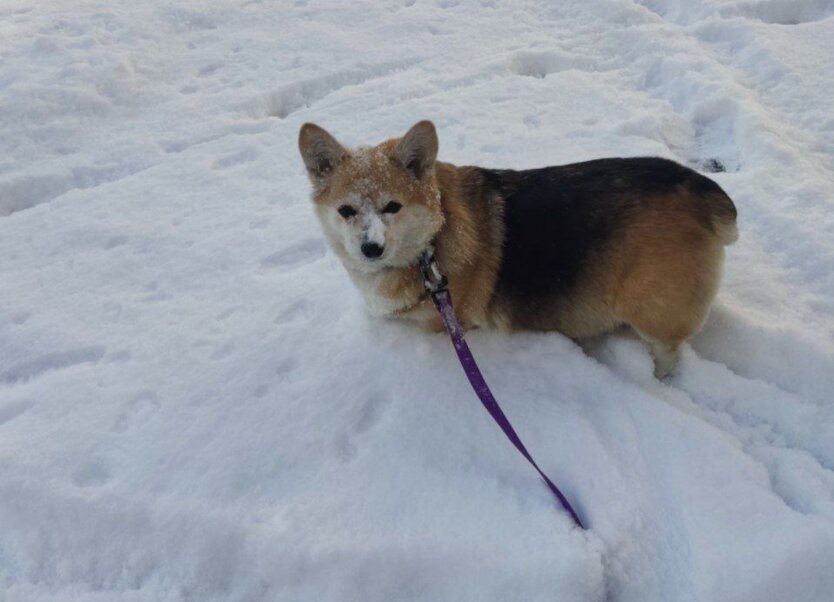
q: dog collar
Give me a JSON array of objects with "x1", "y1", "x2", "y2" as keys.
[{"x1": 418, "y1": 244, "x2": 448, "y2": 294}]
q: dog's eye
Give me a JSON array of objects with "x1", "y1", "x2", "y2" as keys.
[
  {"x1": 382, "y1": 201, "x2": 402, "y2": 214},
  {"x1": 337, "y1": 205, "x2": 357, "y2": 219}
]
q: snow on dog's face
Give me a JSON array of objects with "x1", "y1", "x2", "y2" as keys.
[{"x1": 299, "y1": 121, "x2": 444, "y2": 273}]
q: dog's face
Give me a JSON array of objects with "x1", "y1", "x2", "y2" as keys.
[{"x1": 298, "y1": 121, "x2": 444, "y2": 273}]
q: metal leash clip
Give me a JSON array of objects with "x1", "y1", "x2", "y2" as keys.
[{"x1": 418, "y1": 245, "x2": 448, "y2": 294}]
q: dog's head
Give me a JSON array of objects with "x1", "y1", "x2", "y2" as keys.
[{"x1": 298, "y1": 121, "x2": 444, "y2": 273}]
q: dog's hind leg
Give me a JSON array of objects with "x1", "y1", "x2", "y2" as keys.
[
  {"x1": 612, "y1": 210, "x2": 726, "y2": 379},
  {"x1": 639, "y1": 333, "x2": 682, "y2": 379},
  {"x1": 619, "y1": 291, "x2": 705, "y2": 379}
]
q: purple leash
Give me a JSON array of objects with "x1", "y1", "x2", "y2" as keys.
[{"x1": 419, "y1": 247, "x2": 585, "y2": 529}]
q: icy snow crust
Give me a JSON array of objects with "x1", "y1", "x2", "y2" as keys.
[{"x1": 2, "y1": 0, "x2": 834, "y2": 600}]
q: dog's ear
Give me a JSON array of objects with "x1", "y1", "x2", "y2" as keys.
[
  {"x1": 394, "y1": 120, "x2": 438, "y2": 179},
  {"x1": 298, "y1": 123, "x2": 347, "y2": 189}
]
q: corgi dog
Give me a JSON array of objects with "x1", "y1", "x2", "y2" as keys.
[{"x1": 298, "y1": 120, "x2": 737, "y2": 378}]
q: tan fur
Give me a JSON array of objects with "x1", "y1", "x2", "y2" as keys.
[
  {"x1": 610, "y1": 201, "x2": 727, "y2": 376},
  {"x1": 300, "y1": 121, "x2": 737, "y2": 378},
  {"x1": 489, "y1": 193, "x2": 731, "y2": 376}
]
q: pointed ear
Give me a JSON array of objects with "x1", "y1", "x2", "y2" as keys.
[
  {"x1": 298, "y1": 123, "x2": 347, "y2": 187},
  {"x1": 394, "y1": 120, "x2": 438, "y2": 179}
]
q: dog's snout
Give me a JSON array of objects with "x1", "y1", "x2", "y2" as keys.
[{"x1": 361, "y1": 242, "x2": 384, "y2": 259}]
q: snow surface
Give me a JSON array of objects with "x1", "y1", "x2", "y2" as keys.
[{"x1": 2, "y1": 0, "x2": 834, "y2": 600}]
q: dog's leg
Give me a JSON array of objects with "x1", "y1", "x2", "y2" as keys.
[
  {"x1": 643, "y1": 336, "x2": 681, "y2": 379},
  {"x1": 619, "y1": 304, "x2": 692, "y2": 379}
]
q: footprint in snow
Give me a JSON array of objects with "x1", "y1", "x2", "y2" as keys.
[
  {"x1": 260, "y1": 239, "x2": 326, "y2": 271},
  {"x1": 216, "y1": 306, "x2": 240, "y2": 321},
  {"x1": 142, "y1": 281, "x2": 172, "y2": 302},
  {"x1": 249, "y1": 218, "x2": 270, "y2": 230},
  {"x1": 354, "y1": 392, "x2": 390, "y2": 436},
  {"x1": 336, "y1": 392, "x2": 392, "y2": 461},
  {"x1": 523, "y1": 114, "x2": 541, "y2": 128},
  {"x1": 197, "y1": 63, "x2": 222, "y2": 77},
  {"x1": 104, "y1": 235, "x2": 129, "y2": 250},
  {"x1": 112, "y1": 390, "x2": 161, "y2": 433},
  {"x1": 10, "y1": 311, "x2": 30, "y2": 325},
  {"x1": 683, "y1": 101, "x2": 741, "y2": 173},
  {"x1": 211, "y1": 148, "x2": 258, "y2": 170},
  {"x1": 0, "y1": 400, "x2": 36, "y2": 426},
  {"x1": 722, "y1": 2, "x2": 834, "y2": 25},
  {"x1": 274, "y1": 299, "x2": 311, "y2": 325},
  {"x1": 508, "y1": 49, "x2": 597, "y2": 79},
  {"x1": 71, "y1": 458, "x2": 112, "y2": 488},
  {"x1": 107, "y1": 349, "x2": 132, "y2": 363},
  {"x1": 275, "y1": 357, "x2": 297, "y2": 380},
  {"x1": 211, "y1": 342, "x2": 235, "y2": 360},
  {"x1": 1, "y1": 346, "x2": 106, "y2": 384}
]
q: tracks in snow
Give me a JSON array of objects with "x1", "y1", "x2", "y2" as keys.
[
  {"x1": 678, "y1": 351, "x2": 834, "y2": 518},
  {"x1": 595, "y1": 330, "x2": 834, "y2": 521},
  {"x1": 0, "y1": 54, "x2": 422, "y2": 218},
  {"x1": 1, "y1": 346, "x2": 106, "y2": 384},
  {"x1": 246, "y1": 59, "x2": 422, "y2": 120}
]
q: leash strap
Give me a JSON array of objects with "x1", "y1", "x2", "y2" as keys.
[{"x1": 419, "y1": 249, "x2": 585, "y2": 529}]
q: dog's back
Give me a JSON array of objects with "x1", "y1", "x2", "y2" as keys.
[{"x1": 479, "y1": 157, "x2": 737, "y2": 376}]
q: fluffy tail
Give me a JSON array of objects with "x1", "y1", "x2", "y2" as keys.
[{"x1": 708, "y1": 190, "x2": 739, "y2": 246}]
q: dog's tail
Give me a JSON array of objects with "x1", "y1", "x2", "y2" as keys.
[
  {"x1": 707, "y1": 189, "x2": 739, "y2": 245},
  {"x1": 686, "y1": 166, "x2": 739, "y2": 246}
]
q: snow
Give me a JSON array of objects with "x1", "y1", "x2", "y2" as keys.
[{"x1": 1, "y1": 0, "x2": 834, "y2": 600}]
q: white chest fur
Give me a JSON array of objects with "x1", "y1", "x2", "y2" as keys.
[{"x1": 347, "y1": 268, "x2": 434, "y2": 325}]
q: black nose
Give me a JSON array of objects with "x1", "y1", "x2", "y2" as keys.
[{"x1": 361, "y1": 242, "x2": 384, "y2": 259}]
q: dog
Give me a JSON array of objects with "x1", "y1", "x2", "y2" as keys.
[{"x1": 298, "y1": 120, "x2": 737, "y2": 378}]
